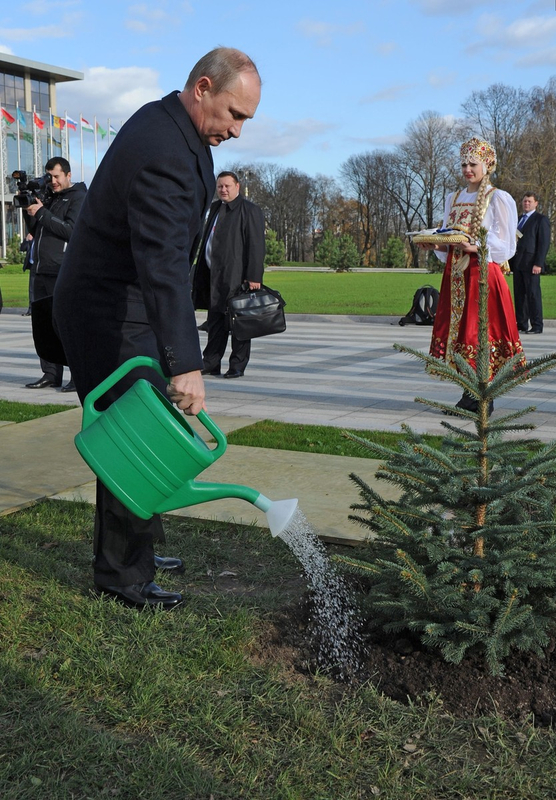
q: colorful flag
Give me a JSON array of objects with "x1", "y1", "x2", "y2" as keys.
[
  {"x1": 21, "y1": 131, "x2": 33, "y2": 144},
  {"x1": 16, "y1": 107, "x2": 26, "y2": 127},
  {"x1": 80, "y1": 115, "x2": 94, "y2": 133},
  {"x1": 34, "y1": 112, "x2": 45, "y2": 129},
  {"x1": 66, "y1": 116, "x2": 78, "y2": 130},
  {"x1": 1, "y1": 107, "x2": 15, "y2": 124},
  {"x1": 109, "y1": 124, "x2": 118, "y2": 136},
  {"x1": 96, "y1": 122, "x2": 107, "y2": 139},
  {"x1": 52, "y1": 115, "x2": 66, "y2": 130}
]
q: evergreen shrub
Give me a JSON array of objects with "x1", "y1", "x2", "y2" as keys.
[{"x1": 336, "y1": 229, "x2": 556, "y2": 674}]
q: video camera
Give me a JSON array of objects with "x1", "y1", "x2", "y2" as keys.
[{"x1": 12, "y1": 170, "x2": 53, "y2": 209}]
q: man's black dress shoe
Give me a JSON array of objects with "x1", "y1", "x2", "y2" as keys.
[
  {"x1": 197, "y1": 320, "x2": 209, "y2": 332},
  {"x1": 525, "y1": 329, "x2": 542, "y2": 334},
  {"x1": 223, "y1": 370, "x2": 244, "y2": 379},
  {"x1": 25, "y1": 375, "x2": 62, "y2": 389},
  {"x1": 94, "y1": 581, "x2": 182, "y2": 609},
  {"x1": 61, "y1": 379, "x2": 77, "y2": 392},
  {"x1": 154, "y1": 554, "x2": 185, "y2": 573},
  {"x1": 201, "y1": 367, "x2": 221, "y2": 376}
]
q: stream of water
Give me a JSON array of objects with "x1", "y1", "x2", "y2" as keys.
[{"x1": 277, "y1": 507, "x2": 365, "y2": 678}]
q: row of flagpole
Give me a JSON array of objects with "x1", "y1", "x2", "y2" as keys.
[
  {"x1": 77, "y1": 115, "x2": 118, "y2": 177},
  {"x1": 0, "y1": 103, "x2": 119, "y2": 256}
]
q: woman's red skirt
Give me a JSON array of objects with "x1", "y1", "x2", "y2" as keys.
[{"x1": 430, "y1": 252, "x2": 525, "y2": 376}]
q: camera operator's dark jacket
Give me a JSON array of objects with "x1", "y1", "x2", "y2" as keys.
[{"x1": 24, "y1": 182, "x2": 87, "y2": 276}]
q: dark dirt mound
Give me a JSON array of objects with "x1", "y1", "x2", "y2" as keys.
[{"x1": 260, "y1": 601, "x2": 556, "y2": 725}]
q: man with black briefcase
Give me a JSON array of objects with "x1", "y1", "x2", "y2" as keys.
[{"x1": 192, "y1": 170, "x2": 265, "y2": 378}]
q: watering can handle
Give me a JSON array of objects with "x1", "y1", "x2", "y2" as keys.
[{"x1": 81, "y1": 356, "x2": 228, "y2": 455}]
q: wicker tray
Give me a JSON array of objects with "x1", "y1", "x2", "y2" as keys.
[{"x1": 411, "y1": 232, "x2": 470, "y2": 245}]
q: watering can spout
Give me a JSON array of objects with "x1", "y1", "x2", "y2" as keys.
[
  {"x1": 156, "y1": 480, "x2": 261, "y2": 515},
  {"x1": 253, "y1": 494, "x2": 299, "y2": 538},
  {"x1": 156, "y1": 483, "x2": 298, "y2": 538}
]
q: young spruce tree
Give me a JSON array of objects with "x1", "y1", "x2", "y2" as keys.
[{"x1": 337, "y1": 229, "x2": 556, "y2": 675}]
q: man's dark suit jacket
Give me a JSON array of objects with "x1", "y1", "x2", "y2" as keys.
[
  {"x1": 510, "y1": 211, "x2": 551, "y2": 273},
  {"x1": 192, "y1": 194, "x2": 265, "y2": 314},
  {"x1": 54, "y1": 91, "x2": 215, "y2": 401}
]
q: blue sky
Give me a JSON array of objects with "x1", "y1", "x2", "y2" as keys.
[{"x1": 1, "y1": 0, "x2": 555, "y2": 184}]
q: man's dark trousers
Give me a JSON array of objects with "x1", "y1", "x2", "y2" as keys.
[
  {"x1": 33, "y1": 273, "x2": 63, "y2": 383},
  {"x1": 513, "y1": 270, "x2": 543, "y2": 333},
  {"x1": 510, "y1": 210, "x2": 550, "y2": 334},
  {"x1": 203, "y1": 310, "x2": 251, "y2": 373}
]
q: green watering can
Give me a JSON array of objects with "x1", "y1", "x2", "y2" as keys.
[{"x1": 74, "y1": 356, "x2": 298, "y2": 537}]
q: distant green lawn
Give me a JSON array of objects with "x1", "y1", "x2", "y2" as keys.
[
  {"x1": 265, "y1": 270, "x2": 556, "y2": 317},
  {"x1": 0, "y1": 264, "x2": 30, "y2": 308},
  {"x1": 5, "y1": 262, "x2": 554, "y2": 316}
]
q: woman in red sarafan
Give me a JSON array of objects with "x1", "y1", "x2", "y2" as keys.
[{"x1": 421, "y1": 137, "x2": 525, "y2": 413}]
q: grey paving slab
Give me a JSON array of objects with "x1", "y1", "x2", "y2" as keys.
[
  {"x1": 3, "y1": 310, "x2": 556, "y2": 434},
  {"x1": 1, "y1": 309, "x2": 556, "y2": 542},
  {"x1": 0, "y1": 408, "x2": 94, "y2": 515}
]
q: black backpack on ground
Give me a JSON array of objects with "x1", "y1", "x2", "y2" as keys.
[{"x1": 398, "y1": 284, "x2": 439, "y2": 326}]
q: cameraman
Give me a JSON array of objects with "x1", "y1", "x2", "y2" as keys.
[{"x1": 23, "y1": 157, "x2": 87, "y2": 391}]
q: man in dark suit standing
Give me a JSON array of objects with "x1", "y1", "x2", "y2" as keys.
[
  {"x1": 192, "y1": 171, "x2": 265, "y2": 378},
  {"x1": 510, "y1": 192, "x2": 551, "y2": 334},
  {"x1": 54, "y1": 47, "x2": 261, "y2": 609}
]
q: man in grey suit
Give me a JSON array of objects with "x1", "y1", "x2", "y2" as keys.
[
  {"x1": 510, "y1": 192, "x2": 551, "y2": 334},
  {"x1": 54, "y1": 48, "x2": 261, "y2": 608}
]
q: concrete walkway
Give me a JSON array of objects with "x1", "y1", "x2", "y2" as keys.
[{"x1": 1, "y1": 309, "x2": 556, "y2": 542}]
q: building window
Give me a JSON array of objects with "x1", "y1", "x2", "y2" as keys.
[
  {"x1": 0, "y1": 70, "x2": 25, "y2": 109},
  {"x1": 30, "y1": 78, "x2": 50, "y2": 112}
]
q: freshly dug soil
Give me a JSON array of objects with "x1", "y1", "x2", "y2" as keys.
[{"x1": 264, "y1": 601, "x2": 556, "y2": 725}]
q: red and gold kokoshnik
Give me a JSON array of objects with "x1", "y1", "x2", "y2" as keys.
[{"x1": 460, "y1": 137, "x2": 497, "y2": 174}]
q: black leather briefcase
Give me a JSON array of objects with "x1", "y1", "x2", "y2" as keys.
[{"x1": 227, "y1": 282, "x2": 286, "y2": 341}]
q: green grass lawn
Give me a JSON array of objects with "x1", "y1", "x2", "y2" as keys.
[
  {"x1": 267, "y1": 270, "x2": 444, "y2": 315},
  {"x1": 0, "y1": 398, "x2": 77, "y2": 423},
  {"x1": 0, "y1": 263, "x2": 30, "y2": 307},
  {"x1": 1, "y1": 500, "x2": 555, "y2": 799},
  {"x1": 265, "y1": 270, "x2": 556, "y2": 317},
  {"x1": 226, "y1": 419, "x2": 444, "y2": 455},
  {"x1": 5, "y1": 262, "x2": 556, "y2": 316}
]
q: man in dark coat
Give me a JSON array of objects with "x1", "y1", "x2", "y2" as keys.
[
  {"x1": 192, "y1": 171, "x2": 265, "y2": 378},
  {"x1": 23, "y1": 157, "x2": 87, "y2": 391},
  {"x1": 54, "y1": 47, "x2": 261, "y2": 608},
  {"x1": 510, "y1": 192, "x2": 551, "y2": 334}
]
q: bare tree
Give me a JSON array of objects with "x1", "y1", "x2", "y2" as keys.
[
  {"x1": 222, "y1": 163, "x2": 315, "y2": 261},
  {"x1": 399, "y1": 111, "x2": 459, "y2": 229},
  {"x1": 308, "y1": 174, "x2": 346, "y2": 259},
  {"x1": 516, "y1": 78, "x2": 556, "y2": 231},
  {"x1": 460, "y1": 83, "x2": 532, "y2": 190},
  {"x1": 396, "y1": 111, "x2": 461, "y2": 265},
  {"x1": 268, "y1": 168, "x2": 315, "y2": 261},
  {"x1": 341, "y1": 113, "x2": 458, "y2": 269},
  {"x1": 340, "y1": 151, "x2": 403, "y2": 265}
]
